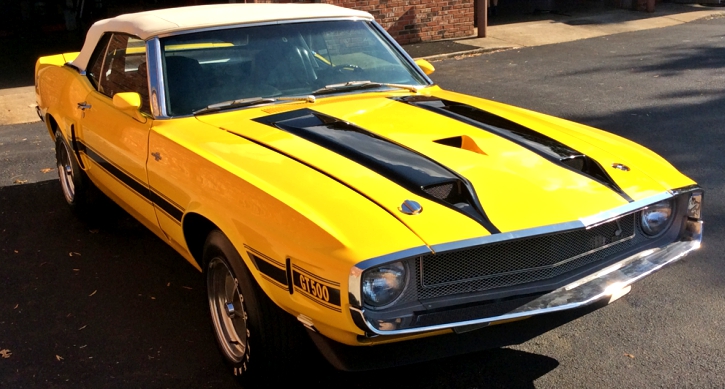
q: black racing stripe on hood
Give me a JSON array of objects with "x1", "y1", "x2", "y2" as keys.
[
  {"x1": 393, "y1": 96, "x2": 634, "y2": 203},
  {"x1": 254, "y1": 109, "x2": 501, "y2": 234}
]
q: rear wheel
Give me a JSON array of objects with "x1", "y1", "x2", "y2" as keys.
[
  {"x1": 204, "y1": 230, "x2": 306, "y2": 382},
  {"x1": 55, "y1": 130, "x2": 96, "y2": 215}
]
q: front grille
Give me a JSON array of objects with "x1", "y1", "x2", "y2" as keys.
[{"x1": 418, "y1": 214, "x2": 638, "y2": 300}]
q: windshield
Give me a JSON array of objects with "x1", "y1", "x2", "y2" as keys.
[{"x1": 159, "y1": 20, "x2": 429, "y2": 116}]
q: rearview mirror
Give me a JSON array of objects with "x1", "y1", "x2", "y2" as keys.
[{"x1": 415, "y1": 59, "x2": 435, "y2": 75}]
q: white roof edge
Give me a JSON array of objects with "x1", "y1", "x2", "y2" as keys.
[{"x1": 71, "y1": 4, "x2": 373, "y2": 71}]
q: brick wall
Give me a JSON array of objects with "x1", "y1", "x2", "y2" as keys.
[
  {"x1": 264, "y1": 0, "x2": 474, "y2": 44},
  {"x1": 329, "y1": 0, "x2": 474, "y2": 44}
]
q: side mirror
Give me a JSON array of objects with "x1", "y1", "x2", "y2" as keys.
[
  {"x1": 113, "y1": 92, "x2": 146, "y2": 122},
  {"x1": 415, "y1": 59, "x2": 435, "y2": 75}
]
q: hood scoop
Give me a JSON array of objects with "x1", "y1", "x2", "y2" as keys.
[
  {"x1": 254, "y1": 109, "x2": 500, "y2": 233},
  {"x1": 434, "y1": 135, "x2": 487, "y2": 155},
  {"x1": 394, "y1": 96, "x2": 632, "y2": 202}
]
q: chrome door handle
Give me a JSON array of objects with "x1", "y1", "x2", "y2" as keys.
[{"x1": 77, "y1": 102, "x2": 92, "y2": 110}]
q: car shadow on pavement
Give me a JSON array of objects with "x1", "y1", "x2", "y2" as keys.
[
  {"x1": 313, "y1": 347, "x2": 559, "y2": 389},
  {"x1": 0, "y1": 180, "x2": 239, "y2": 388},
  {"x1": 0, "y1": 180, "x2": 561, "y2": 388}
]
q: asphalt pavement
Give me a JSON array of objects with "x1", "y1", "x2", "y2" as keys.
[
  {"x1": 404, "y1": 2, "x2": 725, "y2": 60},
  {"x1": 430, "y1": 15, "x2": 725, "y2": 388},
  {"x1": 1, "y1": 13, "x2": 725, "y2": 389}
]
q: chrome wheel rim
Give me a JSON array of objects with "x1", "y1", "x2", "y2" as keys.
[
  {"x1": 57, "y1": 140, "x2": 75, "y2": 204},
  {"x1": 207, "y1": 257, "x2": 248, "y2": 363}
]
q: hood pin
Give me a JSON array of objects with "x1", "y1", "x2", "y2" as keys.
[{"x1": 399, "y1": 200, "x2": 423, "y2": 215}]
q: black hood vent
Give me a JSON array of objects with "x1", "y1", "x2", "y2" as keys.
[
  {"x1": 254, "y1": 109, "x2": 500, "y2": 233},
  {"x1": 393, "y1": 96, "x2": 632, "y2": 202},
  {"x1": 423, "y1": 181, "x2": 468, "y2": 205}
]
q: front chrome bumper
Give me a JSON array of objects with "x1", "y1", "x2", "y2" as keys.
[{"x1": 352, "y1": 220, "x2": 703, "y2": 336}]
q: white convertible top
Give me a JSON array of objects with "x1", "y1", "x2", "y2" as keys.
[{"x1": 71, "y1": 3, "x2": 373, "y2": 71}]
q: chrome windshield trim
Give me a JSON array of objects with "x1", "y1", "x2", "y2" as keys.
[
  {"x1": 369, "y1": 21, "x2": 434, "y2": 86},
  {"x1": 356, "y1": 227, "x2": 702, "y2": 335},
  {"x1": 146, "y1": 37, "x2": 168, "y2": 119},
  {"x1": 154, "y1": 17, "x2": 374, "y2": 39}
]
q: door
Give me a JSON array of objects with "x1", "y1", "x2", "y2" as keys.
[{"x1": 77, "y1": 32, "x2": 161, "y2": 234}]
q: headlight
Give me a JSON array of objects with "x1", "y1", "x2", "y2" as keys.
[
  {"x1": 362, "y1": 261, "x2": 407, "y2": 307},
  {"x1": 641, "y1": 200, "x2": 674, "y2": 236}
]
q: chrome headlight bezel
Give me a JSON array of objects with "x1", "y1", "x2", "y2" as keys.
[
  {"x1": 640, "y1": 199, "x2": 675, "y2": 237},
  {"x1": 361, "y1": 261, "x2": 408, "y2": 309},
  {"x1": 687, "y1": 191, "x2": 703, "y2": 220}
]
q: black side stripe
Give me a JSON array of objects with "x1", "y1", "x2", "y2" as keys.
[
  {"x1": 285, "y1": 257, "x2": 293, "y2": 294},
  {"x1": 82, "y1": 144, "x2": 149, "y2": 200},
  {"x1": 247, "y1": 252, "x2": 288, "y2": 290},
  {"x1": 76, "y1": 140, "x2": 185, "y2": 222},
  {"x1": 393, "y1": 96, "x2": 634, "y2": 203},
  {"x1": 244, "y1": 244, "x2": 285, "y2": 268},
  {"x1": 149, "y1": 190, "x2": 184, "y2": 222},
  {"x1": 69, "y1": 125, "x2": 85, "y2": 169}
]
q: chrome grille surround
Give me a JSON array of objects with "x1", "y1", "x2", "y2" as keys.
[
  {"x1": 347, "y1": 188, "x2": 704, "y2": 336},
  {"x1": 417, "y1": 214, "x2": 639, "y2": 300}
]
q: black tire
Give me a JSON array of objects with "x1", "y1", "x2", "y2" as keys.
[
  {"x1": 203, "y1": 230, "x2": 306, "y2": 383},
  {"x1": 54, "y1": 130, "x2": 97, "y2": 215}
]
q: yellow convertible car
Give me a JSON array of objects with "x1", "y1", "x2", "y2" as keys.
[{"x1": 35, "y1": 3, "x2": 703, "y2": 381}]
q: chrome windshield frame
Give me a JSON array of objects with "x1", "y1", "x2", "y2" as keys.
[
  {"x1": 146, "y1": 37, "x2": 166, "y2": 119},
  {"x1": 369, "y1": 20, "x2": 434, "y2": 86},
  {"x1": 147, "y1": 17, "x2": 432, "y2": 119}
]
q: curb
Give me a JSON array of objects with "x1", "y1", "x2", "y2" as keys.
[
  {"x1": 414, "y1": 46, "x2": 516, "y2": 61},
  {"x1": 0, "y1": 87, "x2": 40, "y2": 126}
]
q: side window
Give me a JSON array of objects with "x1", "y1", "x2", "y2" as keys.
[
  {"x1": 87, "y1": 33, "x2": 111, "y2": 89},
  {"x1": 95, "y1": 33, "x2": 151, "y2": 114}
]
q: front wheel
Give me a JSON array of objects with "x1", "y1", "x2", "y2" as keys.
[
  {"x1": 204, "y1": 230, "x2": 307, "y2": 382},
  {"x1": 207, "y1": 255, "x2": 250, "y2": 368}
]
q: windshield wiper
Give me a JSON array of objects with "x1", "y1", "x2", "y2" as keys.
[
  {"x1": 193, "y1": 97, "x2": 276, "y2": 115},
  {"x1": 312, "y1": 81, "x2": 420, "y2": 96},
  {"x1": 193, "y1": 95, "x2": 315, "y2": 115}
]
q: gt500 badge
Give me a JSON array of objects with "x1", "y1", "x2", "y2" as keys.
[{"x1": 292, "y1": 265, "x2": 341, "y2": 312}]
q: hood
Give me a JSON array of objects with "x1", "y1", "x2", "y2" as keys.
[{"x1": 196, "y1": 89, "x2": 694, "y2": 247}]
